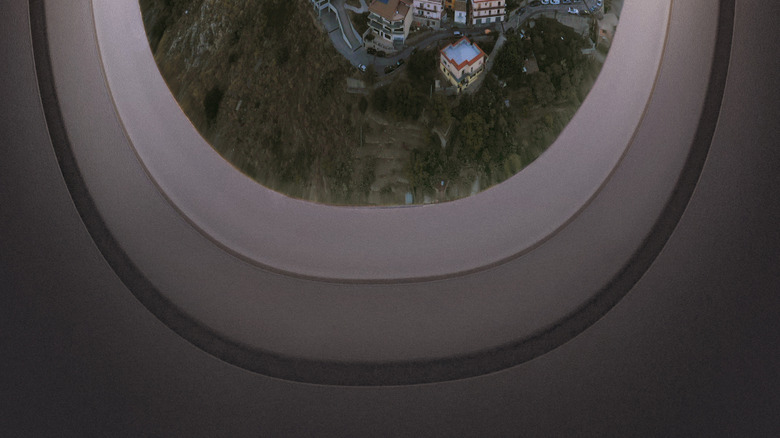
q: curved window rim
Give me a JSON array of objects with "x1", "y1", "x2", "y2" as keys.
[
  {"x1": 35, "y1": 0, "x2": 732, "y2": 383},
  {"x1": 92, "y1": 0, "x2": 659, "y2": 282}
]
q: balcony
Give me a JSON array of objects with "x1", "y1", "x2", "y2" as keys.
[{"x1": 451, "y1": 66, "x2": 485, "y2": 85}]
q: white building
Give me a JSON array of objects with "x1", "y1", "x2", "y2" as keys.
[
  {"x1": 454, "y1": 0, "x2": 468, "y2": 24},
  {"x1": 412, "y1": 0, "x2": 444, "y2": 29},
  {"x1": 439, "y1": 37, "x2": 487, "y2": 92},
  {"x1": 471, "y1": 0, "x2": 506, "y2": 25},
  {"x1": 367, "y1": 0, "x2": 414, "y2": 52}
]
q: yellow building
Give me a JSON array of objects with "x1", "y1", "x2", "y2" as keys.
[{"x1": 439, "y1": 37, "x2": 487, "y2": 92}]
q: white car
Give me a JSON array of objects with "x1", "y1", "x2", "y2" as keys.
[
  {"x1": 567, "y1": 7, "x2": 579, "y2": 14},
  {"x1": 541, "y1": 0, "x2": 549, "y2": 4},
  {"x1": 358, "y1": 64, "x2": 367, "y2": 72},
  {"x1": 550, "y1": 0, "x2": 560, "y2": 4}
]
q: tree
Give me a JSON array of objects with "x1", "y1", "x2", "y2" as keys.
[
  {"x1": 351, "y1": 12, "x2": 369, "y2": 35},
  {"x1": 458, "y1": 112, "x2": 488, "y2": 162},
  {"x1": 428, "y1": 94, "x2": 451, "y2": 127},
  {"x1": 558, "y1": 75, "x2": 577, "y2": 103},
  {"x1": 385, "y1": 80, "x2": 426, "y2": 120},
  {"x1": 364, "y1": 64, "x2": 377, "y2": 85},
  {"x1": 203, "y1": 86, "x2": 224, "y2": 123},
  {"x1": 529, "y1": 72, "x2": 556, "y2": 104},
  {"x1": 408, "y1": 48, "x2": 437, "y2": 84},
  {"x1": 493, "y1": 33, "x2": 526, "y2": 81},
  {"x1": 371, "y1": 86, "x2": 388, "y2": 112}
]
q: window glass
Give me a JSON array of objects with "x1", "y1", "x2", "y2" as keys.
[{"x1": 140, "y1": 0, "x2": 618, "y2": 205}]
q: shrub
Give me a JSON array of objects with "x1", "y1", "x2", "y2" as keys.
[{"x1": 203, "y1": 86, "x2": 224, "y2": 122}]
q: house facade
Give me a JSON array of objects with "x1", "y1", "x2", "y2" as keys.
[
  {"x1": 367, "y1": 0, "x2": 414, "y2": 52},
  {"x1": 439, "y1": 37, "x2": 487, "y2": 92},
  {"x1": 412, "y1": 0, "x2": 444, "y2": 29},
  {"x1": 470, "y1": 0, "x2": 506, "y2": 25},
  {"x1": 454, "y1": 0, "x2": 468, "y2": 24}
]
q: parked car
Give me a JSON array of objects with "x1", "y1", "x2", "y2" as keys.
[
  {"x1": 384, "y1": 65, "x2": 397, "y2": 74},
  {"x1": 550, "y1": 0, "x2": 560, "y2": 4},
  {"x1": 367, "y1": 48, "x2": 376, "y2": 55},
  {"x1": 396, "y1": 59, "x2": 405, "y2": 67},
  {"x1": 567, "y1": 7, "x2": 579, "y2": 14},
  {"x1": 376, "y1": 51, "x2": 386, "y2": 58},
  {"x1": 530, "y1": 0, "x2": 541, "y2": 6},
  {"x1": 540, "y1": 0, "x2": 549, "y2": 4},
  {"x1": 453, "y1": 30, "x2": 462, "y2": 37},
  {"x1": 358, "y1": 64, "x2": 367, "y2": 72}
]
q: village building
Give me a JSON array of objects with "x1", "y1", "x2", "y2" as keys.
[
  {"x1": 412, "y1": 0, "x2": 445, "y2": 29},
  {"x1": 443, "y1": 0, "x2": 456, "y2": 10},
  {"x1": 439, "y1": 37, "x2": 487, "y2": 92},
  {"x1": 367, "y1": 0, "x2": 414, "y2": 52},
  {"x1": 470, "y1": 0, "x2": 506, "y2": 25},
  {"x1": 454, "y1": 0, "x2": 468, "y2": 25}
]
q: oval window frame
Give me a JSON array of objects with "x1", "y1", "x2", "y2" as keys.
[{"x1": 32, "y1": 0, "x2": 733, "y2": 384}]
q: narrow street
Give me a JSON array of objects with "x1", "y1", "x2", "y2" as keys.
[{"x1": 326, "y1": 0, "x2": 363, "y2": 50}]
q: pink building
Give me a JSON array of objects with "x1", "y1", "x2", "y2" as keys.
[{"x1": 412, "y1": 0, "x2": 444, "y2": 29}]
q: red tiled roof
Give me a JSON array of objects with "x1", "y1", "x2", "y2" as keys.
[
  {"x1": 440, "y1": 37, "x2": 486, "y2": 71},
  {"x1": 370, "y1": 0, "x2": 413, "y2": 22}
]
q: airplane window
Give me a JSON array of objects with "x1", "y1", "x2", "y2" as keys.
[
  {"x1": 139, "y1": 0, "x2": 619, "y2": 205},
  {"x1": 56, "y1": 0, "x2": 710, "y2": 384}
]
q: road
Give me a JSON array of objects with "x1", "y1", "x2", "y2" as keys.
[
  {"x1": 326, "y1": 1, "x2": 601, "y2": 79},
  {"x1": 324, "y1": 0, "x2": 363, "y2": 51},
  {"x1": 344, "y1": 0, "x2": 369, "y2": 13}
]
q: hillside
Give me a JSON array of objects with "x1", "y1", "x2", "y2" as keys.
[
  {"x1": 140, "y1": 2, "x2": 607, "y2": 205},
  {"x1": 140, "y1": 0, "x2": 363, "y2": 201}
]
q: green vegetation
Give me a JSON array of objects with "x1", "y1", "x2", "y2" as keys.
[
  {"x1": 407, "y1": 48, "x2": 438, "y2": 86},
  {"x1": 350, "y1": 12, "x2": 370, "y2": 36},
  {"x1": 406, "y1": 17, "x2": 603, "y2": 197},
  {"x1": 139, "y1": 0, "x2": 202, "y2": 53},
  {"x1": 407, "y1": 133, "x2": 460, "y2": 193},
  {"x1": 476, "y1": 34, "x2": 500, "y2": 55},
  {"x1": 371, "y1": 80, "x2": 427, "y2": 120},
  {"x1": 203, "y1": 86, "x2": 223, "y2": 122},
  {"x1": 140, "y1": 0, "x2": 366, "y2": 203},
  {"x1": 140, "y1": 1, "x2": 606, "y2": 204}
]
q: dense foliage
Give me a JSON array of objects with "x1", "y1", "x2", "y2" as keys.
[
  {"x1": 141, "y1": 0, "x2": 361, "y2": 201},
  {"x1": 141, "y1": 1, "x2": 605, "y2": 204},
  {"x1": 407, "y1": 17, "x2": 602, "y2": 194}
]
